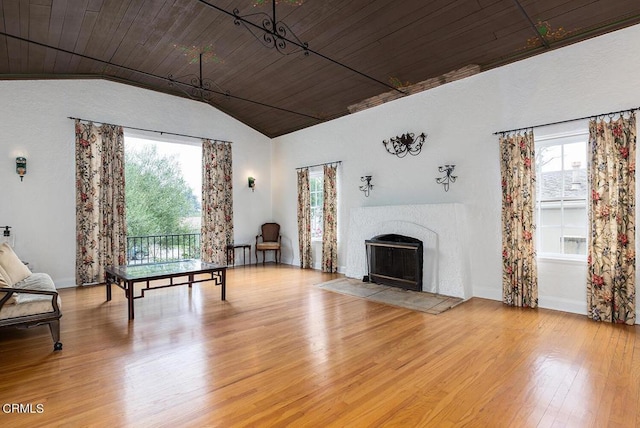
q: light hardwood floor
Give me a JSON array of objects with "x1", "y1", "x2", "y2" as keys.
[{"x1": 1, "y1": 264, "x2": 639, "y2": 427}]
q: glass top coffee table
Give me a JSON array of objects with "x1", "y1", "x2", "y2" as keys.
[{"x1": 105, "y1": 259, "x2": 227, "y2": 320}]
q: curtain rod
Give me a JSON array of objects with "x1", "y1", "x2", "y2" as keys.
[
  {"x1": 68, "y1": 117, "x2": 232, "y2": 144},
  {"x1": 295, "y1": 160, "x2": 342, "y2": 170},
  {"x1": 493, "y1": 106, "x2": 640, "y2": 135}
]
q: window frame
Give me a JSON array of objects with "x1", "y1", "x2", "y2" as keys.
[{"x1": 534, "y1": 130, "x2": 589, "y2": 261}]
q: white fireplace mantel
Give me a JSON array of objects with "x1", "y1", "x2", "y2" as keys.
[{"x1": 345, "y1": 203, "x2": 471, "y2": 299}]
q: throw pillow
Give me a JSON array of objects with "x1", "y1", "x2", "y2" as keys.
[
  {"x1": 0, "y1": 264, "x2": 17, "y2": 304},
  {"x1": 0, "y1": 243, "x2": 32, "y2": 285}
]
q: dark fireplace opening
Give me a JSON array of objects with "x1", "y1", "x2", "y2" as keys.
[{"x1": 365, "y1": 234, "x2": 423, "y2": 291}]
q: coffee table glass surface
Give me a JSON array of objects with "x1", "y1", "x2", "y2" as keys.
[{"x1": 107, "y1": 259, "x2": 223, "y2": 280}]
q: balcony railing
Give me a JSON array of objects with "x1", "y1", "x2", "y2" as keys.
[{"x1": 127, "y1": 233, "x2": 201, "y2": 265}]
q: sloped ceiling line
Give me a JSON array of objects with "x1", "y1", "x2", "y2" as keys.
[{"x1": 0, "y1": 30, "x2": 322, "y2": 122}]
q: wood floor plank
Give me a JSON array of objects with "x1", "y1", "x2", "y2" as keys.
[{"x1": 0, "y1": 264, "x2": 639, "y2": 427}]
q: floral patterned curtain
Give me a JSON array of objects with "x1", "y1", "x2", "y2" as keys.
[
  {"x1": 75, "y1": 120, "x2": 127, "y2": 285},
  {"x1": 322, "y1": 164, "x2": 338, "y2": 272},
  {"x1": 201, "y1": 139, "x2": 233, "y2": 265},
  {"x1": 587, "y1": 113, "x2": 636, "y2": 324},
  {"x1": 297, "y1": 168, "x2": 312, "y2": 269},
  {"x1": 499, "y1": 131, "x2": 538, "y2": 308}
]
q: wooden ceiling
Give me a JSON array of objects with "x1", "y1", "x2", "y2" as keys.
[{"x1": 1, "y1": 0, "x2": 639, "y2": 137}]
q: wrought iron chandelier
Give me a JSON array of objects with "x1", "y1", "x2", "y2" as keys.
[
  {"x1": 233, "y1": 1, "x2": 309, "y2": 56},
  {"x1": 196, "y1": 0, "x2": 404, "y2": 94},
  {"x1": 168, "y1": 53, "x2": 229, "y2": 102},
  {"x1": 383, "y1": 132, "x2": 427, "y2": 158}
]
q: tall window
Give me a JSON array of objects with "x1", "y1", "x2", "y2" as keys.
[
  {"x1": 124, "y1": 133, "x2": 202, "y2": 263},
  {"x1": 309, "y1": 170, "x2": 323, "y2": 240},
  {"x1": 535, "y1": 131, "x2": 588, "y2": 258}
]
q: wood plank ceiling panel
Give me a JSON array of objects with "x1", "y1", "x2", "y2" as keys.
[
  {"x1": 1, "y1": 0, "x2": 640, "y2": 137},
  {"x1": 27, "y1": 2, "x2": 52, "y2": 73},
  {"x1": 332, "y1": 1, "x2": 519, "y2": 81},
  {"x1": 0, "y1": 2, "x2": 10, "y2": 72},
  {"x1": 2, "y1": 0, "x2": 22, "y2": 74},
  {"x1": 52, "y1": 1, "x2": 89, "y2": 74},
  {"x1": 67, "y1": 8, "x2": 100, "y2": 73}
]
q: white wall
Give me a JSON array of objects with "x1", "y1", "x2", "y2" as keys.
[
  {"x1": 271, "y1": 24, "x2": 640, "y2": 317},
  {"x1": 0, "y1": 79, "x2": 271, "y2": 287}
]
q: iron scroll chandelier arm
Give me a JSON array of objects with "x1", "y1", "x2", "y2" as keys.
[
  {"x1": 383, "y1": 132, "x2": 427, "y2": 158},
  {"x1": 232, "y1": 8, "x2": 309, "y2": 56},
  {"x1": 195, "y1": 0, "x2": 404, "y2": 94}
]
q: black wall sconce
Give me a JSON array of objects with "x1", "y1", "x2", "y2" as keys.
[
  {"x1": 248, "y1": 176, "x2": 256, "y2": 192},
  {"x1": 16, "y1": 157, "x2": 26, "y2": 181},
  {"x1": 383, "y1": 132, "x2": 427, "y2": 158},
  {"x1": 1, "y1": 226, "x2": 14, "y2": 247},
  {"x1": 359, "y1": 175, "x2": 373, "y2": 197},
  {"x1": 436, "y1": 165, "x2": 457, "y2": 192}
]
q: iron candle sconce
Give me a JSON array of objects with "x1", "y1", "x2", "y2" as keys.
[
  {"x1": 248, "y1": 176, "x2": 256, "y2": 191},
  {"x1": 359, "y1": 175, "x2": 373, "y2": 197},
  {"x1": 436, "y1": 165, "x2": 457, "y2": 191}
]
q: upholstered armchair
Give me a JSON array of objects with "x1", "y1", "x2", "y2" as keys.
[{"x1": 255, "y1": 223, "x2": 281, "y2": 264}]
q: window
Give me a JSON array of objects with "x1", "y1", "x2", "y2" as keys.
[
  {"x1": 124, "y1": 133, "x2": 202, "y2": 263},
  {"x1": 309, "y1": 170, "x2": 324, "y2": 240},
  {"x1": 535, "y1": 131, "x2": 588, "y2": 258}
]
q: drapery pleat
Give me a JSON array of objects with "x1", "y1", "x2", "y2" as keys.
[
  {"x1": 587, "y1": 113, "x2": 636, "y2": 324},
  {"x1": 75, "y1": 120, "x2": 127, "y2": 285},
  {"x1": 322, "y1": 164, "x2": 338, "y2": 272},
  {"x1": 297, "y1": 168, "x2": 312, "y2": 268},
  {"x1": 499, "y1": 131, "x2": 538, "y2": 308},
  {"x1": 201, "y1": 139, "x2": 233, "y2": 265}
]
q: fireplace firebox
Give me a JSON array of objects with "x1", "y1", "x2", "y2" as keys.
[{"x1": 365, "y1": 234, "x2": 423, "y2": 291}]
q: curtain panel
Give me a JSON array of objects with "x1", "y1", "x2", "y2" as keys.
[
  {"x1": 322, "y1": 164, "x2": 338, "y2": 272},
  {"x1": 587, "y1": 113, "x2": 636, "y2": 324},
  {"x1": 297, "y1": 168, "x2": 312, "y2": 269},
  {"x1": 201, "y1": 139, "x2": 233, "y2": 265},
  {"x1": 499, "y1": 131, "x2": 538, "y2": 308},
  {"x1": 75, "y1": 120, "x2": 127, "y2": 285}
]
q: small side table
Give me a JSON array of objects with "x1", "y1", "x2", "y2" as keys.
[{"x1": 226, "y1": 244, "x2": 251, "y2": 266}]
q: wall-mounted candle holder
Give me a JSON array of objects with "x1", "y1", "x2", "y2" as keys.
[{"x1": 436, "y1": 165, "x2": 457, "y2": 192}]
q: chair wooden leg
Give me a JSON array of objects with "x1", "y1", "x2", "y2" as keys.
[{"x1": 48, "y1": 319, "x2": 62, "y2": 351}]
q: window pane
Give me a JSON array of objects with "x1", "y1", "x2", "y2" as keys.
[
  {"x1": 562, "y1": 142, "x2": 587, "y2": 199},
  {"x1": 564, "y1": 204, "x2": 586, "y2": 227},
  {"x1": 537, "y1": 145, "x2": 562, "y2": 172},
  {"x1": 535, "y1": 132, "x2": 588, "y2": 258},
  {"x1": 562, "y1": 233, "x2": 587, "y2": 255},
  {"x1": 309, "y1": 176, "x2": 324, "y2": 239},
  {"x1": 539, "y1": 227, "x2": 562, "y2": 253},
  {"x1": 539, "y1": 202, "x2": 560, "y2": 226}
]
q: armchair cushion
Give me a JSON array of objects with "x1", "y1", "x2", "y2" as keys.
[
  {"x1": 0, "y1": 274, "x2": 61, "y2": 320},
  {"x1": 256, "y1": 242, "x2": 280, "y2": 250},
  {"x1": 0, "y1": 265, "x2": 16, "y2": 304}
]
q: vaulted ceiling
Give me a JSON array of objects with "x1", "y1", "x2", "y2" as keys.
[{"x1": 1, "y1": 0, "x2": 639, "y2": 137}]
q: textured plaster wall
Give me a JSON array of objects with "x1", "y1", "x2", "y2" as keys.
[
  {"x1": 346, "y1": 204, "x2": 470, "y2": 299},
  {"x1": 0, "y1": 79, "x2": 271, "y2": 287},
  {"x1": 271, "y1": 23, "x2": 640, "y2": 317}
]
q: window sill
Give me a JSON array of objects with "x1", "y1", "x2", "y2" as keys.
[{"x1": 537, "y1": 255, "x2": 587, "y2": 265}]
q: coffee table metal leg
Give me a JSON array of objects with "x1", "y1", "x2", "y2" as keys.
[
  {"x1": 221, "y1": 269, "x2": 226, "y2": 301},
  {"x1": 128, "y1": 280, "x2": 135, "y2": 320},
  {"x1": 106, "y1": 274, "x2": 112, "y2": 301}
]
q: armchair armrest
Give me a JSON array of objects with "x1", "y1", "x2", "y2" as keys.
[{"x1": 0, "y1": 286, "x2": 60, "y2": 313}]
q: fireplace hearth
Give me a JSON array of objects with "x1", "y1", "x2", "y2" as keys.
[{"x1": 365, "y1": 234, "x2": 423, "y2": 291}]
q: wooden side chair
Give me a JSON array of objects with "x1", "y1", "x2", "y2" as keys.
[{"x1": 256, "y1": 223, "x2": 281, "y2": 264}]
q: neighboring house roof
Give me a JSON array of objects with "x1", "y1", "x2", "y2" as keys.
[{"x1": 539, "y1": 169, "x2": 587, "y2": 200}]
